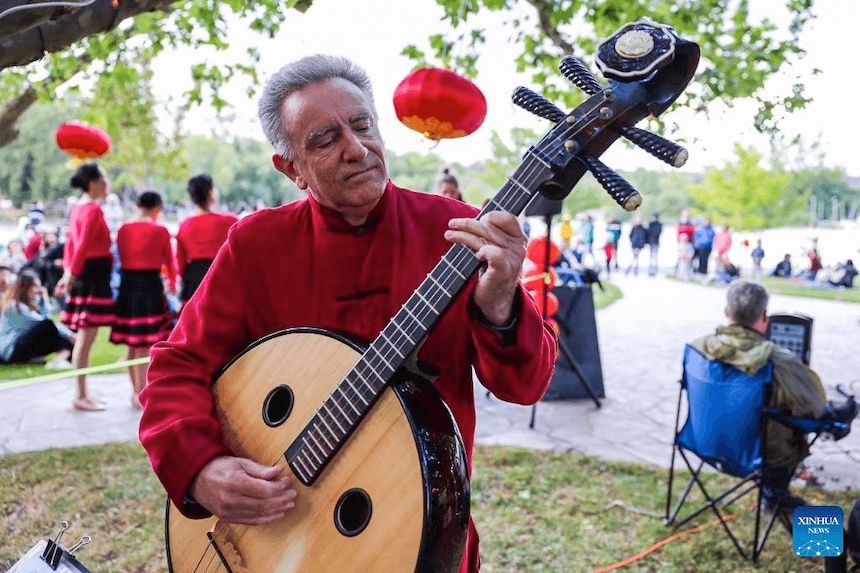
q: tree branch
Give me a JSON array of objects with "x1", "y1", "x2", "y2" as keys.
[
  {"x1": 0, "y1": 0, "x2": 77, "y2": 39},
  {"x1": 523, "y1": 0, "x2": 575, "y2": 55},
  {"x1": 0, "y1": 0, "x2": 178, "y2": 71},
  {"x1": 0, "y1": 84, "x2": 37, "y2": 146},
  {"x1": 0, "y1": 45, "x2": 95, "y2": 148}
]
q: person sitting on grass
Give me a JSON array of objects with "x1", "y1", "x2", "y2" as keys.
[
  {"x1": 799, "y1": 248, "x2": 823, "y2": 281},
  {"x1": 690, "y1": 280, "x2": 855, "y2": 512},
  {"x1": 0, "y1": 238, "x2": 27, "y2": 274},
  {"x1": 827, "y1": 259, "x2": 857, "y2": 289},
  {"x1": 0, "y1": 265, "x2": 12, "y2": 299},
  {"x1": 771, "y1": 253, "x2": 792, "y2": 278},
  {"x1": 711, "y1": 253, "x2": 740, "y2": 285},
  {"x1": 0, "y1": 269, "x2": 74, "y2": 368}
]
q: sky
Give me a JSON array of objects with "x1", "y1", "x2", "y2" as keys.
[{"x1": 150, "y1": 0, "x2": 860, "y2": 177}]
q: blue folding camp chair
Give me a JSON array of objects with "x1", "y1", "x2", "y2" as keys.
[{"x1": 664, "y1": 345, "x2": 849, "y2": 562}]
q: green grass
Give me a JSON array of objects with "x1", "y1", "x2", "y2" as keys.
[
  {"x1": 760, "y1": 276, "x2": 860, "y2": 303},
  {"x1": 1, "y1": 443, "x2": 853, "y2": 572},
  {"x1": 594, "y1": 282, "x2": 622, "y2": 310},
  {"x1": 0, "y1": 326, "x2": 125, "y2": 381},
  {"x1": 667, "y1": 274, "x2": 860, "y2": 304}
]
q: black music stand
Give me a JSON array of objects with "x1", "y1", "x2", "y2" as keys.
[
  {"x1": 483, "y1": 198, "x2": 603, "y2": 425},
  {"x1": 529, "y1": 206, "x2": 602, "y2": 429},
  {"x1": 515, "y1": 197, "x2": 603, "y2": 429}
]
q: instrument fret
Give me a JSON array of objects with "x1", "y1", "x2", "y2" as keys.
[
  {"x1": 323, "y1": 403, "x2": 347, "y2": 435},
  {"x1": 317, "y1": 411, "x2": 338, "y2": 439},
  {"x1": 389, "y1": 320, "x2": 415, "y2": 345},
  {"x1": 316, "y1": 416, "x2": 339, "y2": 443},
  {"x1": 314, "y1": 423, "x2": 334, "y2": 450},
  {"x1": 427, "y1": 274, "x2": 452, "y2": 297},
  {"x1": 292, "y1": 455, "x2": 312, "y2": 482},
  {"x1": 343, "y1": 380, "x2": 369, "y2": 407},
  {"x1": 328, "y1": 394, "x2": 353, "y2": 424},
  {"x1": 307, "y1": 429, "x2": 328, "y2": 455},
  {"x1": 338, "y1": 388, "x2": 362, "y2": 416},
  {"x1": 442, "y1": 257, "x2": 466, "y2": 279},
  {"x1": 379, "y1": 332, "x2": 405, "y2": 359},
  {"x1": 303, "y1": 438, "x2": 324, "y2": 465},
  {"x1": 359, "y1": 355, "x2": 384, "y2": 382},
  {"x1": 352, "y1": 370, "x2": 376, "y2": 393}
]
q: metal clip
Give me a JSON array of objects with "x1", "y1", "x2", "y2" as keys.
[
  {"x1": 42, "y1": 520, "x2": 70, "y2": 566},
  {"x1": 67, "y1": 535, "x2": 91, "y2": 556},
  {"x1": 54, "y1": 521, "x2": 70, "y2": 545}
]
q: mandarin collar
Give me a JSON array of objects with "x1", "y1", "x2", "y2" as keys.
[{"x1": 307, "y1": 180, "x2": 393, "y2": 233}]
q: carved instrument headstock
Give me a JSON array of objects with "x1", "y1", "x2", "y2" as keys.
[{"x1": 511, "y1": 18, "x2": 700, "y2": 211}]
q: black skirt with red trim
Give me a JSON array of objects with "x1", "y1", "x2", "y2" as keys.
[
  {"x1": 60, "y1": 257, "x2": 116, "y2": 331},
  {"x1": 179, "y1": 258, "x2": 213, "y2": 303},
  {"x1": 110, "y1": 269, "x2": 173, "y2": 347}
]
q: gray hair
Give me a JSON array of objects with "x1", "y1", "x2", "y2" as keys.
[
  {"x1": 257, "y1": 54, "x2": 377, "y2": 159},
  {"x1": 726, "y1": 280, "x2": 769, "y2": 329}
]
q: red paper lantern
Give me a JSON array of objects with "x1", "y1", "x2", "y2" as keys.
[
  {"x1": 393, "y1": 68, "x2": 487, "y2": 140},
  {"x1": 55, "y1": 121, "x2": 111, "y2": 159}
]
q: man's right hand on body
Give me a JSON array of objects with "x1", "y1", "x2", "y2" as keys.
[{"x1": 191, "y1": 455, "x2": 298, "y2": 525}]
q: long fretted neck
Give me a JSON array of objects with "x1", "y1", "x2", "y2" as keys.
[{"x1": 286, "y1": 151, "x2": 551, "y2": 485}]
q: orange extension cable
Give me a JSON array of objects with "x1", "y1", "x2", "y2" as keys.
[{"x1": 591, "y1": 510, "x2": 742, "y2": 573}]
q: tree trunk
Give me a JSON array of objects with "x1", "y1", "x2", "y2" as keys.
[
  {"x1": 0, "y1": 0, "x2": 179, "y2": 71},
  {"x1": 0, "y1": 86, "x2": 37, "y2": 147}
]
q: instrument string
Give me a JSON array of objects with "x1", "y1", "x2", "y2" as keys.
[
  {"x1": 199, "y1": 545, "x2": 221, "y2": 573},
  {"x1": 190, "y1": 542, "x2": 213, "y2": 573},
  {"x1": 189, "y1": 94, "x2": 608, "y2": 572}
]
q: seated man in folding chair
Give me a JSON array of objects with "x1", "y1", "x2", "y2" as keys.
[{"x1": 690, "y1": 280, "x2": 852, "y2": 511}]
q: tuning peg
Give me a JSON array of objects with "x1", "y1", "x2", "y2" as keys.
[
  {"x1": 558, "y1": 55, "x2": 690, "y2": 169},
  {"x1": 512, "y1": 86, "x2": 565, "y2": 122},
  {"x1": 619, "y1": 125, "x2": 688, "y2": 167},
  {"x1": 559, "y1": 56, "x2": 602, "y2": 96},
  {"x1": 580, "y1": 155, "x2": 642, "y2": 211}
]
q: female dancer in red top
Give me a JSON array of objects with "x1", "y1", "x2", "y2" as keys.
[
  {"x1": 175, "y1": 174, "x2": 238, "y2": 306},
  {"x1": 111, "y1": 191, "x2": 176, "y2": 409},
  {"x1": 56, "y1": 163, "x2": 116, "y2": 412}
]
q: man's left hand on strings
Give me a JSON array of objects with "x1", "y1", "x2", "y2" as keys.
[{"x1": 445, "y1": 211, "x2": 526, "y2": 326}]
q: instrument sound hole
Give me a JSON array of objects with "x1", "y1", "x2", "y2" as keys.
[
  {"x1": 262, "y1": 385, "x2": 294, "y2": 427},
  {"x1": 334, "y1": 488, "x2": 372, "y2": 537}
]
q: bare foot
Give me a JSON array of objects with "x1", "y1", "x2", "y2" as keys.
[
  {"x1": 131, "y1": 393, "x2": 143, "y2": 410},
  {"x1": 72, "y1": 397, "x2": 106, "y2": 412}
]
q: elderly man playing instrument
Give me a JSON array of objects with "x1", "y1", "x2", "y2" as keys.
[{"x1": 139, "y1": 55, "x2": 556, "y2": 572}]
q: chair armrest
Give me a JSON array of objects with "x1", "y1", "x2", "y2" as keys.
[{"x1": 762, "y1": 407, "x2": 849, "y2": 436}]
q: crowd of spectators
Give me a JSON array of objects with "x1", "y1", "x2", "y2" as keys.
[{"x1": 534, "y1": 207, "x2": 857, "y2": 291}]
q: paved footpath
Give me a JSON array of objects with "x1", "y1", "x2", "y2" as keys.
[
  {"x1": 476, "y1": 274, "x2": 860, "y2": 491},
  {"x1": 2, "y1": 274, "x2": 858, "y2": 491}
]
